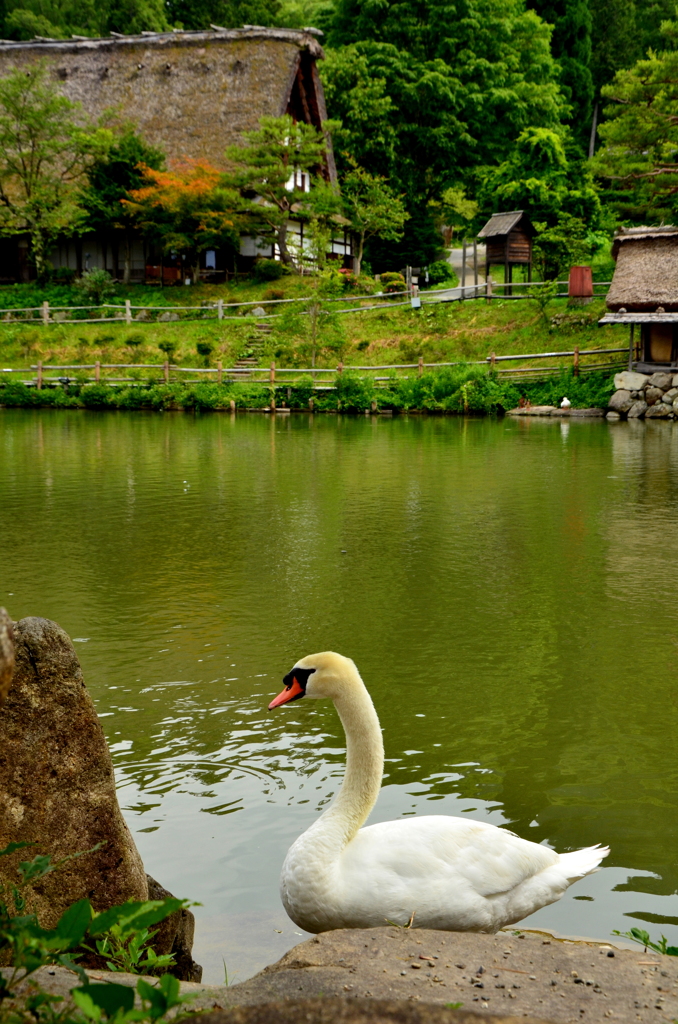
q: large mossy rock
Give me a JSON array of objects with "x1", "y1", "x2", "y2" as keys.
[
  {"x1": 0, "y1": 616, "x2": 149, "y2": 923},
  {"x1": 0, "y1": 607, "x2": 14, "y2": 704}
]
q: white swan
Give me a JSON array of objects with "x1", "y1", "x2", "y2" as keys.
[{"x1": 269, "y1": 652, "x2": 609, "y2": 934}]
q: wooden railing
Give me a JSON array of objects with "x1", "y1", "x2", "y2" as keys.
[
  {"x1": 0, "y1": 345, "x2": 628, "y2": 390},
  {"x1": 0, "y1": 280, "x2": 612, "y2": 324}
]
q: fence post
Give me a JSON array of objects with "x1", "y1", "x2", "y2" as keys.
[
  {"x1": 270, "y1": 361, "x2": 275, "y2": 384},
  {"x1": 217, "y1": 299, "x2": 224, "y2": 321},
  {"x1": 95, "y1": 361, "x2": 100, "y2": 383},
  {"x1": 486, "y1": 275, "x2": 493, "y2": 302},
  {"x1": 217, "y1": 359, "x2": 223, "y2": 385},
  {"x1": 371, "y1": 400, "x2": 377, "y2": 413},
  {"x1": 574, "y1": 345, "x2": 580, "y2": 377},
  {"x1": 490, "y1": 352, "x2": 496, "y2": 371},
  {"x1": 164, "y1": 360, "x2": 169, "y2": 384},
  {"x1": 230, "y1": 398, "x2": 236, "y2": 411},
  {"x1": 270, "y1": 361, "x2": 276, "y2": 411},
  {"x1": 418, "y1": 356, "x2": 423, "y2": 377},
  {"x1": 309, "y1": 397, "x2": 314, "y2": 411},
  {"x1": 337, "y1": 361, "x2": 343, "y2": 375},
  {"x1": 125, "y1": 300, "x2": 132, "y2": 325},
  {"x1": 36, "y1": 360, "x2": 42, "y2": 390},
  {"x1": 461, "y1": 240, "x2": 467, "y2": 299},
  {"x1": 41, "y1": 301, "x2": 49, "y2": 326}
]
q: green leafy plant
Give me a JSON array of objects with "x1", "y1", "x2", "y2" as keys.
[
  {"x1": 426, "y1": 260, "x2": 455, "y2": 286},
  {"x1": 196, "y1": 341, "x2": 214, "y2": 366},
  {"x1": 612, "y1": 927, "x2": 678, "y2": 956},
  {"x1": 75, "y1": 271, "x2": 116, "y2": 307},
  {"x1": 379, "y1": 272, "x2": 406, "y2": 294},
  {"x1": 157, "y1": 341, "x2": 176, "y2": 362},
  {"x1": 0, "y1": 840, "x2": 194, "y2": 1024},
  {"x1": 253, "y1": 259, "x2": 287, "y2": 283}
]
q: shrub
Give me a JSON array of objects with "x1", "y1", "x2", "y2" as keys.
[
  {"x1": 74, "y1": 269, "x2": 116, "y2": 306},
  {"x1": 196, "y1": 341, "x2": 214, "y2": 366},
  {"x1": 427, "y1": 260, "x2": 456, "y2": 285},
  {"x1": 253, "y1": 258, "x2": 288, "y2": 282},
  {"x1": 158, "y1": 340, "x2": 177, "y2": 362},
  {"x1": 379, "y1": 272, "x2": 406, "y2": 294},
  {"x1": 263, "y1": 288, "x2": 286, "y2": 301},
  {"x1": 338, "y1": 268, "x2": 360, "y2": 290},
  {"x1": 125, "y1": 333, "x2": 144, "y2": 348}
]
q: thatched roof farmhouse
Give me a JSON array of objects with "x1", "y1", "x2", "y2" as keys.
[
  {"x1": 0, "y1": 28, "x2": 346, "y2": 281},
  {"x1": 600, "y1": 226, "x2": 678, "y2": 371},
  {"x1": 0, "y1": 28, "x2": 335, "y2": 176}
]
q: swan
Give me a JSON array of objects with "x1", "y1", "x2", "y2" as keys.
[
  {"x1": 561, "y1": 397, "x2": 571, "y2": 409},
  {"x1": 269, "y1": 652, "x2": 609, "y2": 934}
]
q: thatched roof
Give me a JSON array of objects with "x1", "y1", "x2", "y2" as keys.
[
  {"x1": 0, "y1": 28, "x2": 335, "y2": 177},
  {"x1": 607, "y1": 227, "x2": 678, "y2": 312},
  {"x1": 478, "y1": 211, "x2": 530, "y2": 238}
]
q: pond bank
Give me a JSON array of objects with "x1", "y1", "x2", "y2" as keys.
[
  {"x1": 9, "y1": 928, "x2": 677, "y2": 1024},
  {"x1": 0, "y1": 367, "x2": 616, "y2": 415}
]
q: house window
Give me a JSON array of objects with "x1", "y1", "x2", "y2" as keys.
[{"x1": 205, "y1": 250, "x2": 216, "y2": 270}]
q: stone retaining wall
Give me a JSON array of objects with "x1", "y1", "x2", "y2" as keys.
[{"x1": 607, "y1": 370, "x2": 678, "y2": 421}]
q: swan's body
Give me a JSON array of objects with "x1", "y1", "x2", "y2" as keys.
[
  {"x1": 561, "y1": 397, "x2": 571, "y2": 409},
  {"x1": 270, "y1": 653, "x2": 609, "y2": 934}
]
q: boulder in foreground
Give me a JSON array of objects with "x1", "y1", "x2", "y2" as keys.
[{"x1": 0, "y1": 617, "x2": 149, "y2": 923}]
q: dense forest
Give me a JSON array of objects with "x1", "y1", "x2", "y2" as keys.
[{"x1": 0, "y1": 0, "x2": 677, "y2": 270}]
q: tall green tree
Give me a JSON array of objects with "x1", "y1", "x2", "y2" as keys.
[
  {"x1": 478, "y1": 126, "x2": 602, "y2": 229},
  {"x1": 2, "y1": 0, "x2": 169, "y2": 38},
  {"x1": 0, "y1": 64, "x2": 111, "y2": 280},
  {"x1": 226, "y1": 114, "x2": 335, "y2": 270},
  {"x1": 592, "y1": 18, "x2": 678, "y2": 223},
  {"x1": 526, "y1": 0, "x2": 594, "y2": 148},
  {"x1": 340, "y1": 165, "x2": 409, "y2": 275},
  {"x1": 164, "y1": 0, "x2": 279, "y2": 30},
  {"x1": 80, "y1": 128, "x2": 165, "y2": 283},
  {"x1": 322, "y1": 0, "x2": 564, "y2": 265}
]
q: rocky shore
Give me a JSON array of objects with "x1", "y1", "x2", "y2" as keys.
[
  {"x1": 7, "y1": 928, "x2": 677, "y2": 1024},
  {"x1": 606, "y1": 370, "x2": 678, "y2": 421}
]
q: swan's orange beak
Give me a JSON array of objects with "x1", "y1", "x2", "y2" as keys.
[{"x1": 269, "y1": 677, "x2": 305, "y2": 709}]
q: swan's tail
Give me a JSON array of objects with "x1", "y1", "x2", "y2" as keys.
[{"x1": 558, "y1": 844, "x2": 610, "y2": 882}]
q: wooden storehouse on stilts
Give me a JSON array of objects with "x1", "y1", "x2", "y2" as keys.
[{"x1": 477, "y1": 211, "x2": 533, "y2": 290}]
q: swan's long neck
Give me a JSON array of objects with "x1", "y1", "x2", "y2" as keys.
[{"x1": 309, "y1": 672, "x2": 384, "y2": 850}]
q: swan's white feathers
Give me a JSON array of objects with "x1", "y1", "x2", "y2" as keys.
[{"x1": 276, "y1": 652, "x2": 609, "y2": 933}]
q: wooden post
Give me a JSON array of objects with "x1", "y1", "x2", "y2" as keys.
[
  {"x1": 164, "y1": 360, "x2": 169, "y2": 384},
  {"x1": 486, "y1": 275, "x2": 493, "y2": 302},
  {"x1": 473, "y1": 239, "x2": 478, "y2": 294},
  {"x1": 230, "y1": 399, "x2": 236, "y2": 411},
  {"x1": 42, "y1": 301, "x2": 49, "y2": 325},
  {"x1": 490, "y1": 352, "x2": 496, "y2": 371},
  {"x1": 574, "y1": 344, "x2": 580, "y2": 377},
  {"x1": 36, "y1": 360, "x2": 43, "y2": 390},
  {"x1": 461, "y1": 240, "x2": 467, "y2": 298},
  {"x1": 125, "y1": 299, "x2": 132, "y2": 325},
  {"x1": 217, "y1": 359, "x2": 223, "y2": 384},
  {"x1": 95, "y1": 361, "x2": 100, "y2": 383},
  {"x1": 270, "y1": 361, "x2": 275, "y2": 384},
  {"x1": 371, "y1": 400, "x2": 377, "y2": 413},
  {"x1": 308, "y1": 397, "x2": 314, "y2": 411},
  {"x1": 418, "y1": 355, "x2": 423, "y2": 377},
  {"x1": 337, "y1": 361, "x2": 343, "y2": 374},
  {"x1": 217, "y1": 298, "x2": 224, "y2": 321},
  {"x1": 504, "y1": 236, "x2": 509, "y2": 295},
  {"x1": 629, "y1": 324, "x2": 635, "y2": 371}
]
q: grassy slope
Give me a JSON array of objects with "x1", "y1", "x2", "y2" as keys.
[{"x1": 0, "y1": 275, "x2": 624, "y2": 376}]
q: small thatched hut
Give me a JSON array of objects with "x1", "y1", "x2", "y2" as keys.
[
  {"x1": 600, "y1": 226, "x2": 678, "y2": 371},
  {"x1": 0, "y1": 28, "x2": 348, "y2": 281},
  {"x1": 477, "y1": 210, "x2": 533, "y2": 285}
]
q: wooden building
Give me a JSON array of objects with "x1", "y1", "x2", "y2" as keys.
[
  {"x1": 477, "y1": 210, "x2": 533, "y2": 285},
  {"x1": 0, "y1": 27, "x2": 347, "y2": 282},
  {"x1": 599, "y1": 226, "x2": 678, "y2": 372}
]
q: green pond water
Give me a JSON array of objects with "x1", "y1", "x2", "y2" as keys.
[{"x1": 1, "y1": 409, "x2": 677, "y2": 984}]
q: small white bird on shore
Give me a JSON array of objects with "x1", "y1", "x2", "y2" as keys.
[{"x1": 560, "y1": 397, "x2": 571, "y2": 409}]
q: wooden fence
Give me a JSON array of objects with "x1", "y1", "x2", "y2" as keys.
[
  {"x1": 0, "y1": 279, "x2": 612, "y2": 325},
  {"x1": 0, "y1": 345, "x2": 628, "y2": 391}
]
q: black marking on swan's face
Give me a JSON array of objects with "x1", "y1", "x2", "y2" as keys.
[{"x1": 282, "y1": 665, "x2": 316, "y2": 699}]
